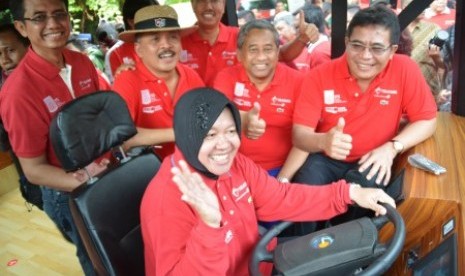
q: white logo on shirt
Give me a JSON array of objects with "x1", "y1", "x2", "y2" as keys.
[
  {"x1": 141, "y1": 89, "x2": 152, "y2": 105},
  {"x1": 142, "y1": 105, "x2": 162, "y2": 114},
  {"x1": 234, "y1": 82, "x2": 246, "y2": 97},
  {"x1": 232, "y1": 182, "x2": 250, "y2": 201},
  {"x1": 233, "y1": 98, "x2": 252, "y2": 108},
  {"x1": 225, "y1": 229, "x2": 233, "y2": 244},
  {"x1": 122, "y1": 57, "x2": 135, "y2": 65},
  {"x1": 271, "y1": 96, "x2": 290, "y2": 107},
  {"x1": 324, "y1": 90, "x2": 335, "y2": 105},
  {"x1": 325, "y1": 106, "x2": 347, "y2": 114},
  {"x1": 79, "y1": 78, "x2": 92, "y2": 90},
  {"x1": 43, "y1": 96, "x2": 59, "y2": 113}
]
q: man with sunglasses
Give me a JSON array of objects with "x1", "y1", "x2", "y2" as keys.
[
  {"x1": 0, "y1": 0, "x2": 106, "y2": 274},
  {"x1": 290, "y1": 5, "x2": 437, "y2": 235}
]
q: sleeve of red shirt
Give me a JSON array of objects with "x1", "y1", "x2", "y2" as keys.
[
  {"x1": 141, "y1": 160, "x2": 231, "y2": 276},
  {"x1": 212, "y1": 68, "x2": 235, "y2": 100},
  {"x1": 398, "y1": 55, "x2": 437, "y2": 121},
  {"x1": 111, "y1": 71, "x2": 139, "y2": 121},
  {"x1": 293, "y1": 69, "x2": 325, "y2": 128},
  {"x1": 235, "y1": 153, "x2": 352, "y2": 222}
]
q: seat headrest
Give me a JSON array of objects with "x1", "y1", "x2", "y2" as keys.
[{"x1": 50, "y1": 91, "x2": 137, "y2": 172}]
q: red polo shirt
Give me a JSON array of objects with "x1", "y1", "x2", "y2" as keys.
[
  {"x1": 141, "y1": 149, "x2": 352, "y2": 276},
  {"x1": 112, "y1": 62, "x2": 204, "y2": 159},
  {"x1": 294, "y1": 53, "x2": 437, "y2": 162},
  {"x1": 105, "y1": 41, "x2": 140, "y2": 80},
  {"x1": 214, "y1": 63, "x2": 304, "y2": 169},
  {"x1": 181, "y1": 23, "x2": 239, "y2": 86},
  {"x1": 0, "y1": 48, "x2": 100, "y2": 167}
]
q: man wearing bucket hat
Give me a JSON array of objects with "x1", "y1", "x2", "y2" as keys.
[
  {"x1": 112, "y1": 5, "x2": 205, "y2": 160},
  {"x1": 104, "y1": 0, "x2": 159, "y2": 83},
  {"x1": 179, "y1": 0, "x2": 321, "y2": 86}
]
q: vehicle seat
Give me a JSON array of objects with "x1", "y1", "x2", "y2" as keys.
[{"x1": 49, "y1": 91, "x2": 161, "y2": 276}]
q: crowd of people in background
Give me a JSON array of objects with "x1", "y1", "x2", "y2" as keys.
[{"x1": 0, "y1": 0, "x2": 457, "y2": 275}]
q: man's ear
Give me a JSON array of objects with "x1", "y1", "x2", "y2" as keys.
[
  {"x1": 237, "y1": 48, "x2": 243, "y2": 63},
  {"x1": 134, "y1": 41, "x2": 142, "y2": 58},
  {"x1": 14, "y1": 21, "x2": 28, "y2": 38}
]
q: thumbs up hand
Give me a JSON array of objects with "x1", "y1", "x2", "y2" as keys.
[
  {"x1": 297, "y1": 10, "x2": 319, "y2": 45},
  {"x1": 246, "y1": 102, "x2": 266, "y2": 140},
  {"x1": 324, "y1": 117, "x2": 352, "y2": 160}
]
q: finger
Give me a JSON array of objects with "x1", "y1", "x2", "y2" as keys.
[
  {"x1": 358, "y1": 153, "x2": 370, "y2": 166},
  {"x1": 99, "y1": 158, "x2": 110, "y2": 166},
  {"x1": 375, "y1": 167, "x2": 387, "y2": 185},
  {"x1": 378, "y1": 192, "x2": 396, "y2": 209},
  {"x1": 366, "y1": 163, "x2": 381, "y2": 181},
  {"x1": 383, "y1": 169, "x2": 391, "y2": 186},
  {"x1": 335, "y1": 117, "x2": 345, "y2": 132},
  {"x1": 298, "y1": 10, "x2": 305, "y2": 30},
  {"x1": 358, "y1": 155, "x2": 375, "y2": 173},
  {"x1": 178, "y1": 160, "x2": 192, "y2": 176},
  {"x1": 249, "y1": 102, "x2": 261, "y2": 119}
]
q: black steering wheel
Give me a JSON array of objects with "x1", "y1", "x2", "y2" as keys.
[{"x1": 250, "y1": 203, "x2": 405, "y2": 276}]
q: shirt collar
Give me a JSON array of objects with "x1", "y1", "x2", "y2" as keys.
[
  {"x1": 190, "y1": 22, "x2": 229, "y2": 43},
  {"x1": 26, "y1": 47, "x2": 72, "y2": 80}
]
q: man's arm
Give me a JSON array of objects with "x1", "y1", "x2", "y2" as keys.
[
  {"x1": 358, "y1": 118, "x2": 437, "y2": 185},
  {"x1": 18, "y1": 155, "x2": 106, "y2": 192},
  {"x1": 123, "y1": 127, "x2": 175, "y2": 151},
  {"x1": 279, "y1": 10, "x2": 319, "y2": 62},
  {"x1": 277, "y1": 146, "x2": 309, "y2": 182}
]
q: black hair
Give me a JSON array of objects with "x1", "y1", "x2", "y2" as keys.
[
  {"x1": 347, "y1": 5, "x2": 400, "y2": 45},
  {"x1": 237, "y1": 10, "x2": 255, "y2": 22},
  {"x1": 9, "y1": 0, "x2": 68, "y2": 21},
  {"x1": 0, "y1": 23, "x2": 30, "y2": 47},
  {"x1": 122, "y1": 0, "x2": 159, "y2": 30},
  {"x1": 302, "y1": 4, "x2": 326, "y2": 34},
  {"x1": 237, "y1": 19, "x2": 280, "y2": 49},
  {"x1": 66, "y1": 35, "x2": 86, "y2": 52}
]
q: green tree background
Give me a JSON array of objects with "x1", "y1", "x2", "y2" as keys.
[{"x1": 0, "y1": 0, "x2": 125, "y2": 40}]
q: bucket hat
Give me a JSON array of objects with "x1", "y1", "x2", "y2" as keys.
[{"x1": 119, "y1": 5, "x2": 194, "y2": 42}]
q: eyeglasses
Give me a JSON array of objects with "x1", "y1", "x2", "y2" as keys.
[
  {"x1": 22, "y1": 11, "x2": 69, "y2": 25},
  {"x1": 347, "y1": 41, "x2": 392, "y2": 56}
]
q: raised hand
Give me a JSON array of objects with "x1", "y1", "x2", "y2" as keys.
[
  {"x1": 171, "y1": 160, "x2": 222, "y2": 228},
  {"x1": 324, "y1": 117, "x2": 352, "y2": 160},
  {"x1": 246, "y1": 102, "x2": 266, "y2": 140},
  {"x1": 297, "y1": 10, "x2": 319, "y2": 44}
]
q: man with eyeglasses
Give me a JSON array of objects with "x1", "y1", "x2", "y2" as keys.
[
  {"x1": 180, "y1": 0, "x2": 320, "y2": 86},
  {"x1": 289, "y1": 5, "x2": 437, "y2": 235},
  {"x1": 0, "y1": 0, "x2": 107, "y2": 274}
]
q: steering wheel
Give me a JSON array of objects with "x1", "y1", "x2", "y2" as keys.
[{"x1": 250, "y1": 203, "x2": 405, "y2": 276}]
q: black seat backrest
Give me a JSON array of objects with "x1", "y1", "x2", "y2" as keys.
[
  {"x1": 49, "y1": 91, "x2": 160, "y2": 275},
  {"x1": 0, "y1": 120, "x2": 11, "y2": 152}
]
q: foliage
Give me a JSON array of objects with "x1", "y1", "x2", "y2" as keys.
[
  {"x1": 164, "y1": 0, "x2": 191, "y2": 4},
  {"x1": 0, "y1": 9, "x2": 12, "y2": 25},
  {"x1": 68, "y1": 0, "x2": 123, "y2": 36}
]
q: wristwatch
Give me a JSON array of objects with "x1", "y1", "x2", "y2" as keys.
[{"x1": 390, "y1": 139, "x2": 404, "y2": 154}]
